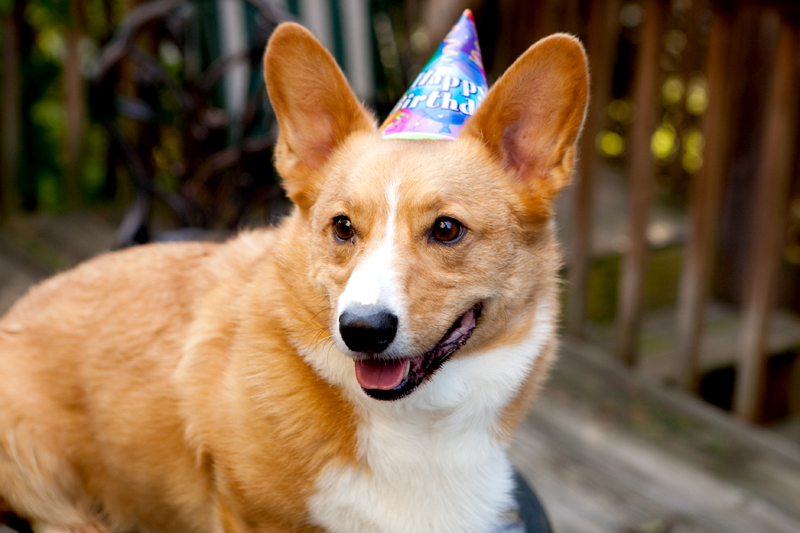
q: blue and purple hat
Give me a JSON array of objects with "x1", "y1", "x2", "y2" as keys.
[{"x1": 378, "y1": 10, "x2": 488, "y2": 141}]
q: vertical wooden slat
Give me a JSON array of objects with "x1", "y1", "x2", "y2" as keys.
[
  {"x1": 488, "y1": 0, "x2": 538, "y2": 80},
  {"x1": 563, "y1": 0, "x2": 580, "y2": 36},
  {"x1": 1, "y1": 4, "x2": 21, "y2": 217},
  {"x1": 64, "y1": 18, "x2": 87, "y2": 209},
  {"x1": 566, "y1": 0, "x2": 622, "y2": 335},
  {"x1": 63, "y1": 38, "x2": 85, "y2": 209},
  {"x1": 616, "y1": 0, "x2": 666, "y2": 365},
  {"x1": 734, "y1": 14, "x2": 799, "y2": 422},
  {"x1": 538, "y1": 0, "x2": 560, "y2": 38},
  {"x1": 673, "y1": 7, "x2": 734, "y2": 391}
]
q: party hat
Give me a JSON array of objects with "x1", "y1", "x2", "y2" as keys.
[{"x1": 379, "y1": 10, "x2": 487, "y2": 141}]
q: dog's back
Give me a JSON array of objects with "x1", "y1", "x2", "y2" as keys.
[{"x1": 0, "y1": 242, "x2": 221, "y2": 531}]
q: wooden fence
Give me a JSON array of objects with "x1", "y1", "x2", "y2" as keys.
[{"x1": 561, "y1": 0, "x2": 800, "y2": 422}]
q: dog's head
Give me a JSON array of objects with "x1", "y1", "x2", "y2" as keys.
[{"x1": 264, "y1": 24, "x2": 588, "y2": 402}]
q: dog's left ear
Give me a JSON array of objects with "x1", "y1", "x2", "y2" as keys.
[
  {"x1": 264, "y1": 23, "x2": 377, "y2": 210},
  {"x1": 461, "y1": 34, "x2": 589, "y2": 205}
]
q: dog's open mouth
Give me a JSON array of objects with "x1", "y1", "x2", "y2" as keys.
[{"x1": 353, "y1": 304, "x2": 482, "y2": 401}]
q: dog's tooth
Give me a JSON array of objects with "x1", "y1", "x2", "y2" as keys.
[{"x1": 403, "y1": 361, "x2": 410, "y2": 380}]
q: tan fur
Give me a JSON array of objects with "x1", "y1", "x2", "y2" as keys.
[{"x1": 0, "y1": 23, "x2": 587, "y2": 532}]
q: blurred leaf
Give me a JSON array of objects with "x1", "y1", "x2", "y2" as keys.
[
  {"x1": 651, "y1": 123, "x2": 678, "y2": 161},
  {"x1": 36, "y1": 26, "x2": 66, "y2": 62},
  {"x1": 686, "y1": 75, "x2": 708, "y2": 115},
  {"x1": 682, "y1": 126, "x2": 704, "y2": 173},
  {"x1": 80, "y1": 124, "x2": 109, "y2": 199},
  {"x1": 597, "y1": 130, "x2": 625, "y2": 157},
  {"x1": 37, "y1": 173, "x2": 62, "y2": 211},
  {"x1": 0, "y1": 0, "x2": 13, "y2": 16},
  {"x1": 661, "y1": 75, "x2": 684, "y2": 106},
  {"x1": 29, "y1": 0, "x2": 71, "y2": 26},
  {"x1": 607, "y1": 99, "x2": 633, "y2": 124}
]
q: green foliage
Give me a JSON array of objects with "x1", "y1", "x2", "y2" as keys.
[
  {"x1": 25, "y1": 0, "x2": 71, "y2": 29},
  {"x1": 86, "y1": 0, "x2": 118, "y2": 40},
  {"x1": 7, "y1": 0, "x2": 125, "y2": 212},
  {"x1": 18, "y1": 31, "x2": 63, "y2": 211},
  {"x1": 37, "y1": 172, "x2": 62, "y2": 211},
  {"x1": 80, "y1": 123, "x2": 110, "y2": 203}
]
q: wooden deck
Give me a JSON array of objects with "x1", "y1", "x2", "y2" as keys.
[
  {"x1": 516, "y1": 338, "x2": 800, "y2": 533},
  {"x1": 2, "y1": 213, "x2": 800, "y2": 533}
]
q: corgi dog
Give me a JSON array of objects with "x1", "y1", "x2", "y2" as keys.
[{"x1": 0, "y1": 22, "x2": 588, "y2": 533}]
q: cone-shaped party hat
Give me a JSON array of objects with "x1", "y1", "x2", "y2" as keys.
[{"x1": 379, "y1": 10, "x2": 487, "y2": 141}]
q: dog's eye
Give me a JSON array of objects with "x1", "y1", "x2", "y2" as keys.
[
  {"x1": 431, "y1": 217, "x2": 464, "y2": 244},
  {"x1": 333, "y1": 216, "x2": 355, "y2": 242}
]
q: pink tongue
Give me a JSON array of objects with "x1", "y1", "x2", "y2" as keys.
[{"x1": 354, "y1": 359, "x2": 408, "y2": 390}]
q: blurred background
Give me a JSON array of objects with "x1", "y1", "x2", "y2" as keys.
[{"x1": 1, "y1": 0, "x2": 800, "y2": 531}]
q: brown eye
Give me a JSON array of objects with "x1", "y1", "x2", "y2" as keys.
[
  {"x1": 432, "y1": 217, "x2": 464, "y2": 244},
  {"x1": 333, "y1": 216, "x2": 355, "y2": 242}
]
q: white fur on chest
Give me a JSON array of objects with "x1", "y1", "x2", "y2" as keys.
[{"x1": 306, "y1": 304, "x2": 554, "y2": 533}]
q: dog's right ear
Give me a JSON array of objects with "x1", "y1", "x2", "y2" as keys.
[
  {"x1": 460, "y1": 34, "x2": 588, "y2": 225},
  {"x1": 264, "y1": 23, "x2": 376, "y2": 210}
]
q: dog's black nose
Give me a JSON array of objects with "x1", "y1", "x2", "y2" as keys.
[{"x1": 339, "y1": 306, "x2": 398, "y2": 353}]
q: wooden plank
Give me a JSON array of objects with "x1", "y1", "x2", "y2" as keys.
[
  {"x1": 560, "y1": 336, "x2": 800, "y2": 469},
  {"x1": 1, "y1": 8, "x2": 21, "y2": 218},
  {"x1": 565, "y1": 0, "x2": 621, "y2": 336},
  {"x1": 64, "y1": 0, "x2": 88, "y2": 210},
  {"x1": 1, "y1": 213, "x2": 116, "y2": 270},
  {"x1": 616, "y1": 0, "x2": 666, "y2": 365},
  {"x1": 673, "y1": 7, "x2": 734, "y2": 391},
  {"x1": 0, "y1": 212, "x2": 117, "y2": 315},
  {"x1": 515, "y1": 399, "x2": 800, "y2": 533},
  {"x1": 633, "y1": 303, "x2": 800, "y2": 380},
  {"x1": 510, "y1": 336, "x2": 800, "y2": 533},
  {"x1": 0, "y1": 251, "x2": 48, "y2": 316},
  {"x1": 735, "y1": 14, "x2": 800, "y2": 422}
]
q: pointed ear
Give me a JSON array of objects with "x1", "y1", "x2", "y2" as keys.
[
  {"x1": 264, "y1": 23, "x2": 377, "y2": 209},
  {"x1": 461, "y1": 34, "x2": 589, "y2": 203}
]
